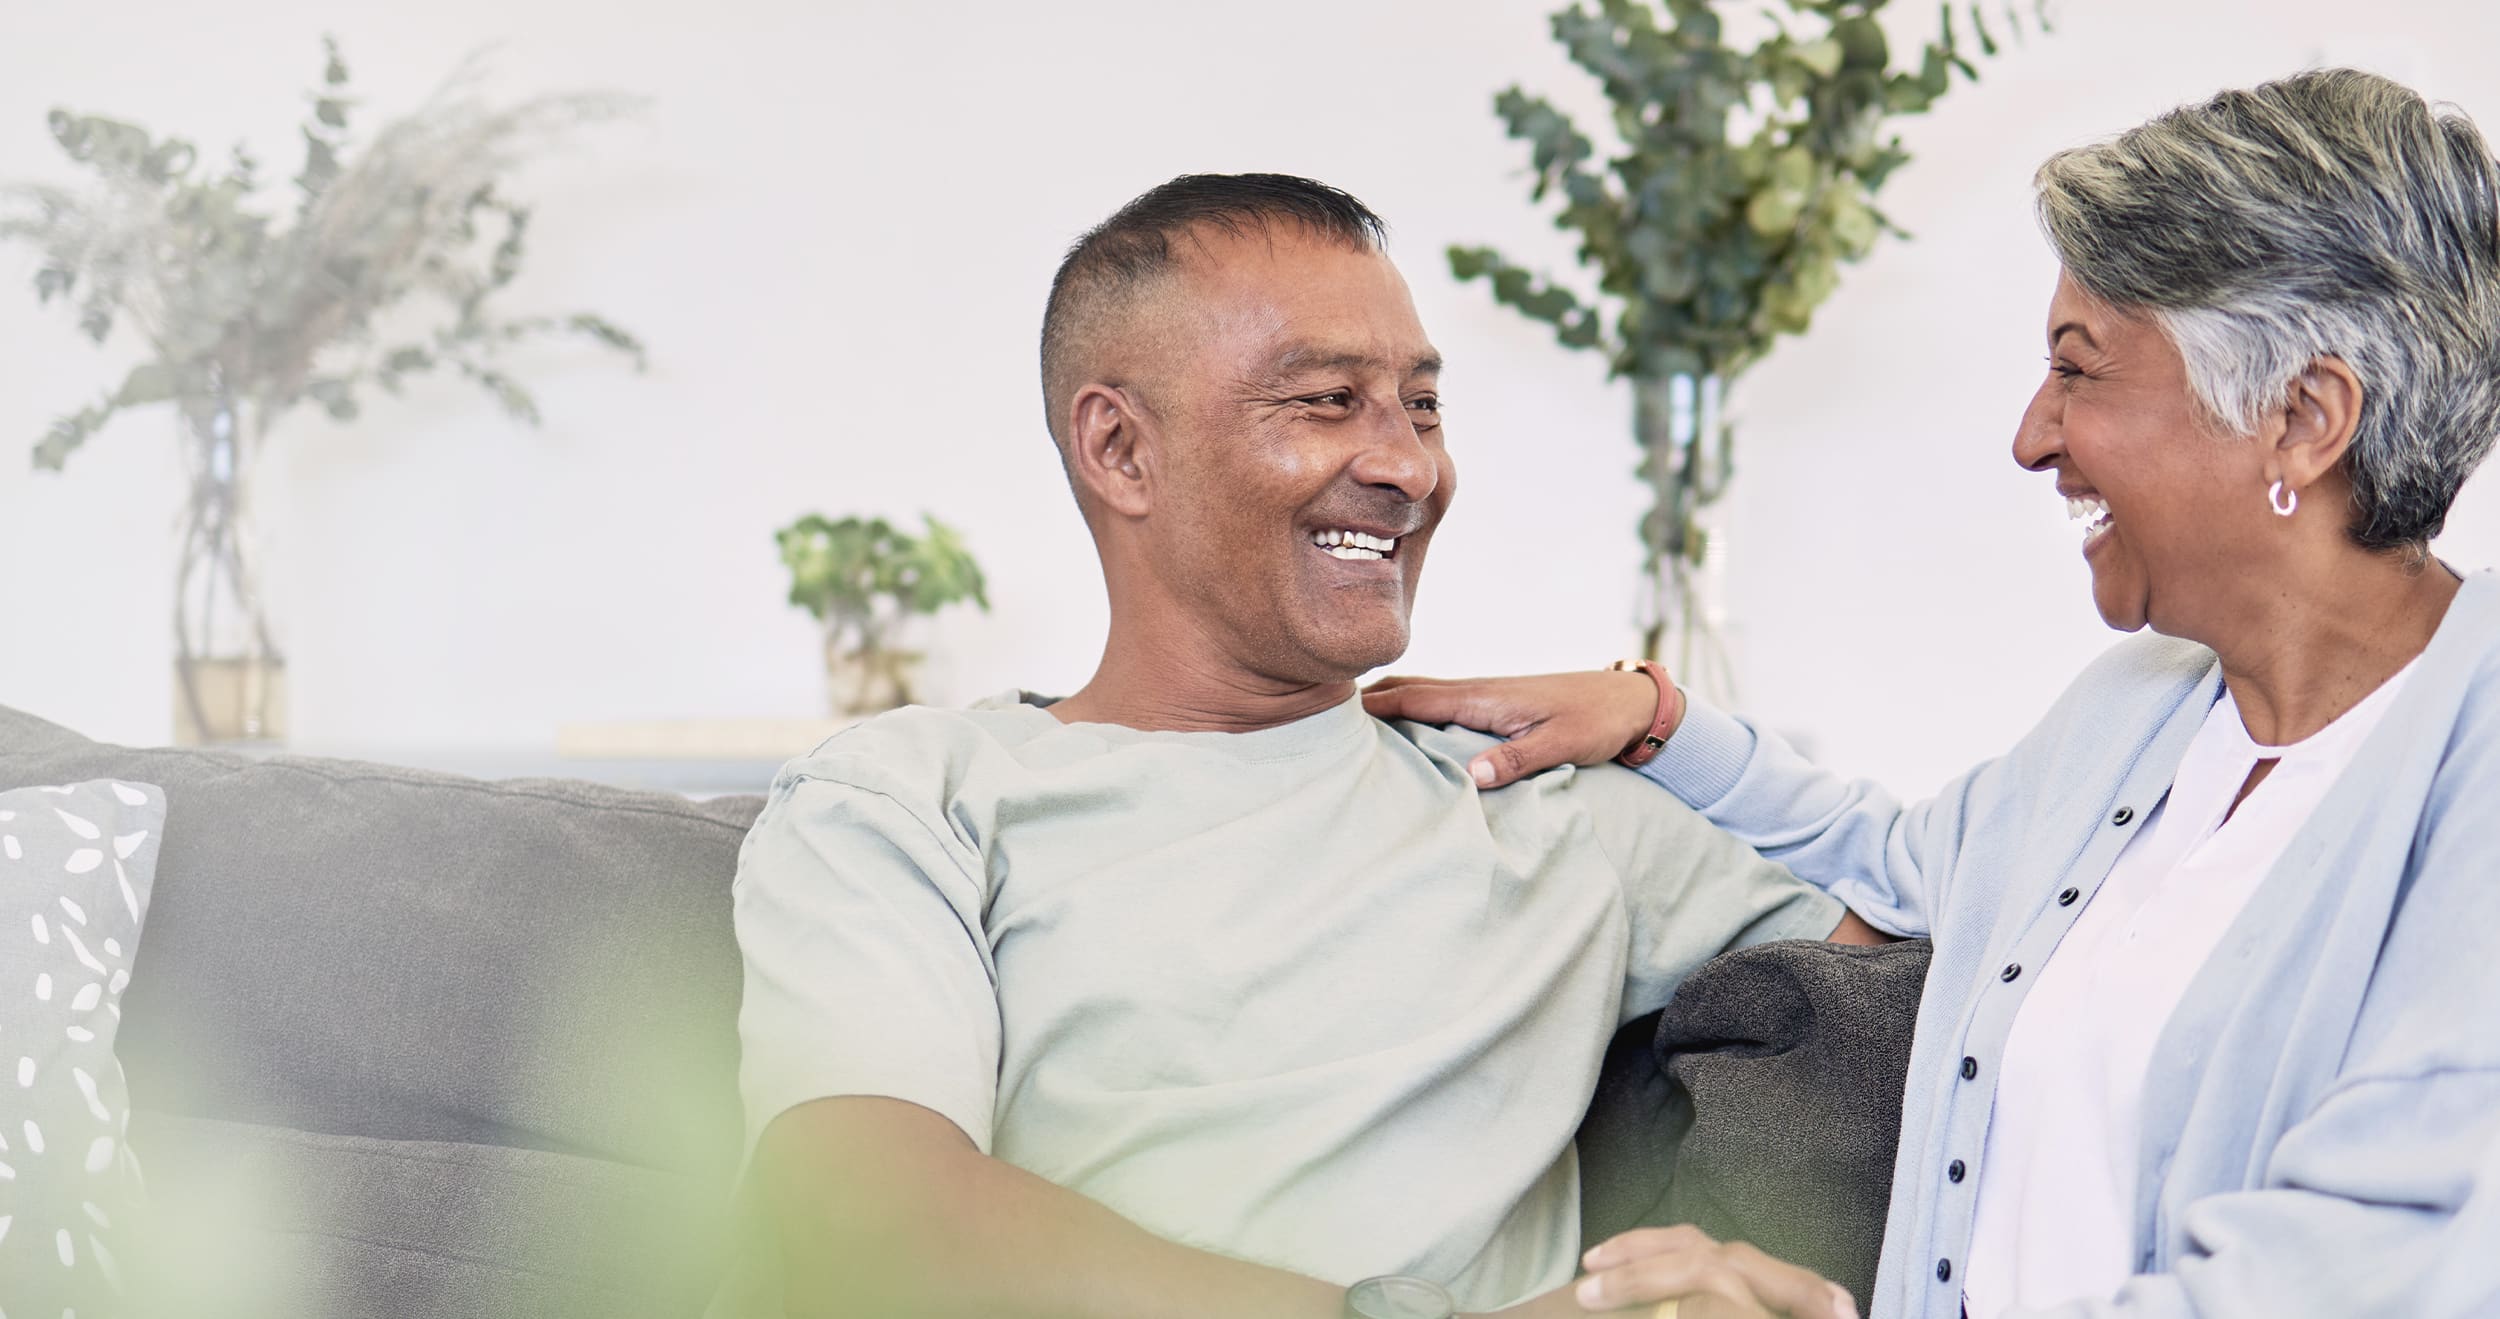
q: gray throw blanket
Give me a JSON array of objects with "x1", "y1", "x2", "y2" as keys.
[{"x1": 1577, "y1": 938, "x2": 1933, "y2": 1314}]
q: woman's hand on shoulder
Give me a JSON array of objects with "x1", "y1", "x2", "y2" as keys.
[{"x1": 1363, "y1": 668, "x2": 1669, "y2": 789}]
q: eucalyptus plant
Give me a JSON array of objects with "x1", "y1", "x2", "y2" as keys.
[
  {"x1": 1452, "y1": 0, "x2": 2048, "y2": 665},
  {"x1": 775, "y1": 513, "x2": 990, "y2": 713}
]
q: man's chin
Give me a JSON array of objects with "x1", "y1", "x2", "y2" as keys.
[{"x1": 1316, "y1": 631, "x2": 1411, "y2": 681}]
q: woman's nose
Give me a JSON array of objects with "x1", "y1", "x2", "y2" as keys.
[{"x1": 2012, "y1": 379, "x2": 2064, "y2": 473}]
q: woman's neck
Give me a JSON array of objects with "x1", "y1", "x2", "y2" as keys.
[{"x1": 2205, "y1": 552, "x2": 2461, "y2": 747}]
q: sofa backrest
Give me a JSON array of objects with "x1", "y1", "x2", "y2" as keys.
[{"x1": 0, "y1": 702, "x2": 764, "y2": 1182}]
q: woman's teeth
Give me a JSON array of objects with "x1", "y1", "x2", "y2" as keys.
[
  {"x1": 2067, "y1": 494, "x2": 2113, "y2": 543},
  {"x1": 1314, "y1": 529, "x2": 1398, "y2": 561}
]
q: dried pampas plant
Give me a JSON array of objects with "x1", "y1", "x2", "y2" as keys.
[{"x1": 0, "y1": 36, "x2": 647, "y2": 472}]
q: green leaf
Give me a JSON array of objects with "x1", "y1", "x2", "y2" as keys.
[
  {"x1": 567, "y1": 313, "x2": 648, "y2": 370},
  {"x1": 306, "y1": 377, "x2": 359, "y2": 421},
  {"x1": 1834, "y1": 16, "x2": 1889, "y2": 71},
  {"x1": 295, "y1": 128, "x2": 339, "y2": 199},
  {"x1": 1745, "y1": 187, "x2": 1804, "y2": 238},
  {"x1": 1970, "y1": 3, "x2": 2002, "y2": 56},
  {"x1": 113, "y1": 362, "x2": 179, "y2": 406},
  {"x1": 315, "y1": 98, "x2": 348, "y2": 129},
  {"x1": 1793, "y1": 38, "x2": 1844, "y2": 79},
  {"x1": 33, "y1": 267, "x2": 72, "y2": 304},
  {"x1": 323, "y1": 34, "x2": 349, "y2": 86}
]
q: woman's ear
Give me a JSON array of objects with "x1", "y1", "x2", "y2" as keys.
[
  {"x1": 1065, "y1": 383, "x2": 1153, "y2": 518},
  {"x1": 2275, "y1": 356, "x2": 2363, "y2": 491}
]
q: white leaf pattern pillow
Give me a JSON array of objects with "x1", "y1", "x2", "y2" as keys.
[{"x1": 0, "y1": 777, "x2": 163, "y2": 1316}]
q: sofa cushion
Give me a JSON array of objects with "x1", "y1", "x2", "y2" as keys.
[
  {"x1": 1576, "y1": 937, "x2": 1930, "y2": 1316},
  {"x1": 0, "y1": 775, "x2": 166, "y2": 1316},
  {"x1": 129, "y1": 1109, "x2": 728, "y2": 1319},
  {"x1": 0, "y1": 702, "x2": 765, "y2": 1188}
]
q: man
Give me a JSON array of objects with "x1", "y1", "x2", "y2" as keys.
[{"x1": 730, "y1": 174, "x2": 1874, "y2": 1319}]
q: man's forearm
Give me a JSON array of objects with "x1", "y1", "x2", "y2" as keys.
[{"x1": 762, "y1": 1096, "x2": 1351, "y2": 1319}]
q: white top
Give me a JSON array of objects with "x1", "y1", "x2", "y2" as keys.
[{"x1": 1962, "y1": 660, "x2": 2419, "y2": 1319}]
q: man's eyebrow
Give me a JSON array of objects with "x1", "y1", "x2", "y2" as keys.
[{"x1": 1268, "y1": 345, "x2": 1445, "y2": 379}]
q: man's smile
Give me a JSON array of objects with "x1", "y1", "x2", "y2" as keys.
[{"x1": 1309, "y1": 527, "x2": 1401, "y2": 562}]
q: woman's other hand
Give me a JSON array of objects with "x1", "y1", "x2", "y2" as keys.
[
  {"x1": 1363, "y1": 669, "x2": 1669, "y2": 789},
  {"x1": 1475, "y1": 1225, "x2": 1857, "y2": 1319},
  {"x1": 1574, "y1": 1225, "x2": 1857, "y2": 1319}
]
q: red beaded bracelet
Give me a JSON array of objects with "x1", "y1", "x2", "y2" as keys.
[{"x1": 1608, "y1": 658, "x2": 1684, "y2": 769}]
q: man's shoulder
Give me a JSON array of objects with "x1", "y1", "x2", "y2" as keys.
[
  {"x1": 1387, "y1": 717, "x2": 1696, "y2": 837},
  {"x1": 773, "y1": 695, "x2": 1052, "y2": 803}
]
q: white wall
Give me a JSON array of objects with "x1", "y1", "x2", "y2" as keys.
[{"x1": 3, "y1": 0, "x2": 2496, "y2": 799}]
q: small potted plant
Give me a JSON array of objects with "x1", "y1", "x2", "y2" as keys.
[{"x1": 775, "y1": 512, "x2": 989, "y2": 715}]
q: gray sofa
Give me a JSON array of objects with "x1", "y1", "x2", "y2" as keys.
[
  {"x1": 2, "y1": 701, "x2": 763, "y2": 1318},
  {"x1": 0, "y1": 700, "x2": 1917, "y2": 1318}
]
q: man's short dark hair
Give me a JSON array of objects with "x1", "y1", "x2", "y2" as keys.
[{"x1": 1038, "y1": 173, "x2": 1389, "y2": 447}]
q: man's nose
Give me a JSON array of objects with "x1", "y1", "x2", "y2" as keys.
[{"x1": 1347, "y1": 404, "x2": 1439, "y2": 503}]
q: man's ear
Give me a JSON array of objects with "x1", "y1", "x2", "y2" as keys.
[
  {"x1": 2273, "y1": 356, "x2": 2363, "y2": 493},
  {"x1": 1066, "y1": 383, "x2": 1153, "y2": 518}
]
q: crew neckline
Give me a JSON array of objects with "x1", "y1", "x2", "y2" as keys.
[
  {"x1": 2221, "y1": 653, "x2": 2421, "y2": 760},
  {"x1": 976, "y1": 689, "x2": 1377, "y2": 762}
]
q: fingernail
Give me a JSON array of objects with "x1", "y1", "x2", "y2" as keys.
[
  {"x1": 1581, "y1": 1245, "x2": 1607, "y2": 1268},
  {"x1": 1831, "y1": 1284, "x2": 1859, "y2": 1319},
  {"x1": 1470, "y1": 760, "x2": 1496, "y2": 787},
  {"x1": 1575, "y1": 1276, "x2": 1604, "y2": 1307}
]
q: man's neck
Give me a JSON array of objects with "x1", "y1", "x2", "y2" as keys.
[{"x1": 1048, "y1": 640, "x2": 1355, "y2": 734}]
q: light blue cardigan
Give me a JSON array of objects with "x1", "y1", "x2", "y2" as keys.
[{"x1": 1636, "y1": 569, "x2": 2500, "y2": 1319}]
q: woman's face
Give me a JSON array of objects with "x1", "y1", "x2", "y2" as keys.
[{"x1": 2012, "y1": 271, "x2": 2267, "y2": 636}]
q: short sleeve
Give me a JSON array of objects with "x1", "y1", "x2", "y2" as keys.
[
  {"x1": 732, "y1": 770, "x2": 1003, "y2": 1155},
  {"x1": 1569, "y1": 762, "x2": 1845, "y2": 1022}
]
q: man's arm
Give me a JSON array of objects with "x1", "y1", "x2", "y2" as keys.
[
  {"x1": 754, "y1": 1098, "x2": 1843, "y2": 1319},
  {"x1": 755, "y1": 1097, "x2": 1351, "y2": 1319}
]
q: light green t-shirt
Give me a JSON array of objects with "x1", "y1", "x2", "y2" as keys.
[{"x1": 732, "y1": 692, "x2": 1840, "y2": 1310}]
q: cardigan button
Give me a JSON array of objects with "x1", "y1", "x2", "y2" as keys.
[
  {"x1": 2059, "y1": 887, "x2": 2080, "y2": 906},
  {"x1": 1960, "y1": 1056, "x2": 1978, "y2": 1081},
  {"x1": 2111, "y1": 806, "x2": 2135, "y2": 826},
  {"x1": 2001, "y1": 963, "x2": 2022, "y2": 982},
  {"x1": 1948, "y1": 1159, "x2": 1966, "y2": 1183},
  {"x1": 1937, "y1": 1258, "x2": 1954, "y2": 1282}
]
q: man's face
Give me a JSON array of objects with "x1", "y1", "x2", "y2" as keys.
[{"x1": 1139, "y1": 226, "x2": 1452, "y2": 685}]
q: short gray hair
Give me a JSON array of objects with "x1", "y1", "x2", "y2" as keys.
[{"x1": 2035, "y1": 68, "x2": 2500, "y2": 553}]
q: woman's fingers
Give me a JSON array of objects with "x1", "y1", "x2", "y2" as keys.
[
  {"x1": 1576, "y1": 1229, "x2": 1856, "y2": 1319},
  {"x1": 1364, "y1": 669, "x2": 1668, "y2": 789},
  {"x1": 1467, "y1": 721, "x2": 1580, "y2": 787},
  {"x1": 1573, "y1": 1253, "x2": 1763, "y2": 1316},
  {"x1": 1361, "y1": 677, "x2": 1526, "y2": 733}
]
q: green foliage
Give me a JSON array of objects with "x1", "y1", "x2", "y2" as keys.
[
  {"x1": 775, "y1": 512, "x2": 991, "y2": 641},
  {"x1": 1459, "y1": 0, "x2": 2048, "y2": 380},
  {"x1": 1452, "y1": 0, "x2": 2047, "y2": 657},
  {"x1": 0, "y1": 38, "x2": 645, "y2": 471}
]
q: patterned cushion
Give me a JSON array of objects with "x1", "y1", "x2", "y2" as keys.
[{"x1": 0, "y1": 776, "x2": 166, "y2": 1316}]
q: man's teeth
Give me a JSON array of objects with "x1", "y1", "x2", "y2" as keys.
[
  {"x1": 2066, "y1": 494, "x2": 2113, "y2": 540},
  {"x1": 1314, "y1": 529, "x2": 1398, "y2": 561}
]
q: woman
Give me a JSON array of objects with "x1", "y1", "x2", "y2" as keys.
[{"x1": 1369, "y1": 68, "x2": 2500, "y2": 1319}]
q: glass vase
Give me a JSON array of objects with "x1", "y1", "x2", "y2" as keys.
[
  {"x1": 171, "y1": 387, "x2": 286, "y2": 745},
  {"x1": 1633, "y1": 372, "x2": 1735, "y2": 701}
]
